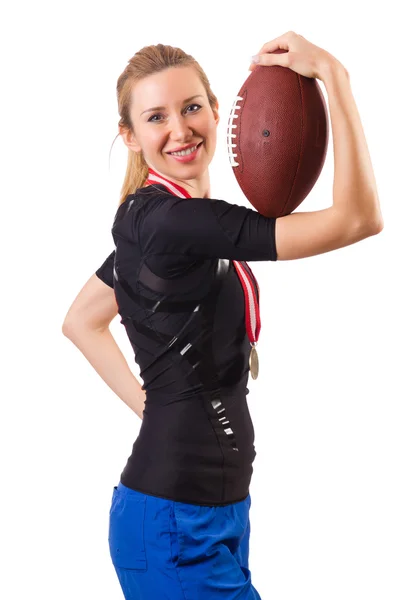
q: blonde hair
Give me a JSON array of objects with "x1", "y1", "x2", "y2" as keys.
[{"x1": 110, "y1": 44, "x2": 218, "y2": 206}]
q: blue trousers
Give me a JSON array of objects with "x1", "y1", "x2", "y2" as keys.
[{"x1": 108, "y1": 482, "x2": 262, "y2": 599}]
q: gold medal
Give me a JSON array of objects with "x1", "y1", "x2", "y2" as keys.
[{"x1": 249, "y1": 345, "x2": 259, "y2": 380}]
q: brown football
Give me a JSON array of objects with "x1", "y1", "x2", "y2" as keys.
[{"x1": 227, "y1": 49, "x2": 329, "y2": 217}]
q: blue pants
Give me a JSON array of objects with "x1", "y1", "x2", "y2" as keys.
[{"x1": 108, "y1": 482, "x2": 262, "y2": 599}]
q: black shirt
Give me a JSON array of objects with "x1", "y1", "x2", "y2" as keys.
[{"x1": 96, "y1": 184, "x2": 277, "y2": 505}]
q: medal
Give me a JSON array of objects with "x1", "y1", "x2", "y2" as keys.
[
  {"x1": 249, "y1": 344, "x2": 259, "y2": 380},
  {"x1": 233, "y1": 260, "x2": 261, "y2": 380},
  {"x1": 143, "y1": 168, "x2": 262, "y2": 380}
]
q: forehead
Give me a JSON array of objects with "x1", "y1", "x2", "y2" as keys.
[{"x1": 132, "y1": 66, "x2": 205, "y2": 111}]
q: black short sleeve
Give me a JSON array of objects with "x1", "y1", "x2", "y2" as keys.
[
  {"x1": 141, "y1": 195, "x2": 278, "y2": 261},
  {"x1": 95, "y1": 250, "x2": 115, "y2": 288}
]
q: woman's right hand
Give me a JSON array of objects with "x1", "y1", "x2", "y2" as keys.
[{"x1": 249, "y1": 31, "x2": 345, "y2": 81}]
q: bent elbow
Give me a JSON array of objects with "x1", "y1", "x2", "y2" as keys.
[
  {"x1": 359, "y1": 215, "x2": 384, "y2": 238},
  {"x1": 62, "y1": 314, "x2": 86, "y2": 339},
  {"x1": 372, "y1": 216, "x2": 384, "y2": 234},
  {"x1": 62, "y1": 319, "x2": 75, "y2": 338}
]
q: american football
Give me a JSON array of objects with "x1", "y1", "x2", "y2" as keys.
[{"x1": 228, "y1": 49, "x2": 329, "y2": 218}]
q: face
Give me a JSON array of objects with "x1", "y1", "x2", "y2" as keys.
[{"x1": 120, "y1": 66, "x2": 219, "y2": 185}]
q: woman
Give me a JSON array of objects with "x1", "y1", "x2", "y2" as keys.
[{"x1": 62, "y1": 31, "x2": 383, "y2": 600}]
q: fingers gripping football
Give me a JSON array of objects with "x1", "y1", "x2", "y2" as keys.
[{"x1": 249, "y1": 31, "x2": 336, "y2": 80}]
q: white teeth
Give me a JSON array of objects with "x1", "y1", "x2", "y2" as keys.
[{"x1": 170, "y1": 144, "x2": 199, "y2": 157}]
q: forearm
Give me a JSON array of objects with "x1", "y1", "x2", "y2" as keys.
[
  {"x1": 319, "y1": 60, "x2": 383, "y2": 228},
  {"x1": 63, "y1": 324, "x2": 145, "y2": 420}
]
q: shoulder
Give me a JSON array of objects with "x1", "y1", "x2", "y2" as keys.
[
  {"x1": 110, "y1": 185, "x2": 182, "y2": 250},
  {"x1": 111, "y1": 185, "x2": 169, "y2": 230},
  {"x1": 138, "y1": 185, "x2": 189, "y2": 229}
]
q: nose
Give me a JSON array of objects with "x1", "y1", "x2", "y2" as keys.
[{"x1": 168, "y1": 113, "x2": 193, "y2": 142}]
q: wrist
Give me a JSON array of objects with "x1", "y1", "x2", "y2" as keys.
[{"x1": 317, "y1": 57, "x2": 349, "y2": 85}]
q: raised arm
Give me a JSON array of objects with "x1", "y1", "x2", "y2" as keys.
[{"x1": 250, "y1": 32, "x2": 383, "y2": 261}]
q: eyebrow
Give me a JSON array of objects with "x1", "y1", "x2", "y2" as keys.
[{"x1": 140, "y1": 94, "x2": 204, "y2": 116}]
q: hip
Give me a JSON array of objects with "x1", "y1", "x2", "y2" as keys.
[{"x1": 108, "y1": 482, "x2": 259, "y2": 599}]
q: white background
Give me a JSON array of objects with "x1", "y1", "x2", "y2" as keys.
[{"x1": 1, "y1": 1, "x2": 396, "y2": 599}]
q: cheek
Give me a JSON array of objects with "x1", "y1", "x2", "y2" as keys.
[
  {"x1": 199, "y1": 118, "x2": 214, "y2": 140},
  {"x1": 141, "y1": 128, "x2": 166, "y2": 151},
  {"x1": 206, "y1": 122, "x2": 218, "y2": 145}
]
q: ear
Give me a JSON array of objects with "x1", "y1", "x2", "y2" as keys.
[
  {"x1": 118, "y1": 126, "x2": 141, "y2": 153},
  {"x1": 213, "y1": 101, "x2": 220, "y2": 125}
]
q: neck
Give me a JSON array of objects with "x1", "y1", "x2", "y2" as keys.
[
  {"x1": 184, "y1": 170, "x2": 211, "y2": 199},
  {"x1": 147, "y1": 167, "x2": 211, "y2": 199}
]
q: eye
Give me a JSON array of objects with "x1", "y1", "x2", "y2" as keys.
[
  {"x1": 186, "y1": 103, "x2": 202, "y2": 113},
  {"x1": 148, "y1": 113, "x2": 163, "y2": 123},
  {"x1": 147, "y1": 103, "x2": 202, "y2": 123}
]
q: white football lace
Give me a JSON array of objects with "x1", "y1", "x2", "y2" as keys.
[{"x1": 227, "y1": 95, "x2": 243, "y2": 167}]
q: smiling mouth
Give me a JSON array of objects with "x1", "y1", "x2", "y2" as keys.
[{"x1": 167, "y1": 141, "x2": 203, "y2": 156}]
